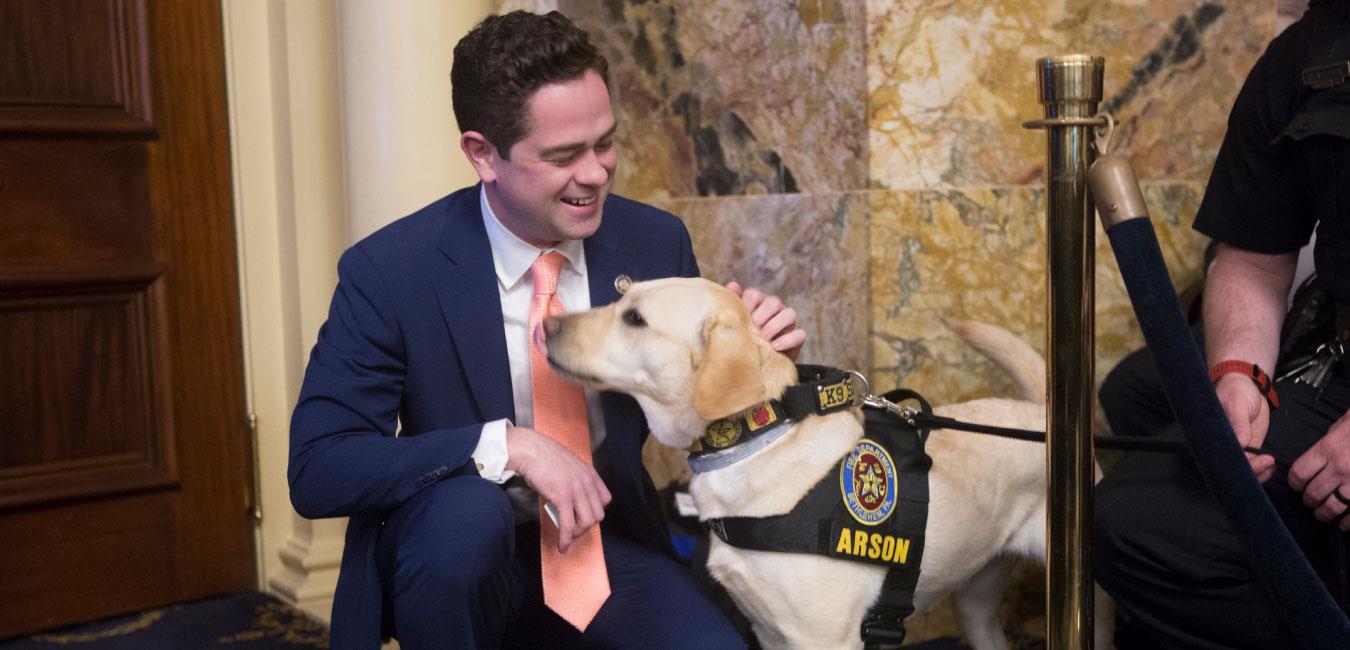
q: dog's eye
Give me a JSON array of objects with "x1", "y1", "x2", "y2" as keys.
[{"x1": 622, "y1": 308, "x2": 646, "y2": 328}]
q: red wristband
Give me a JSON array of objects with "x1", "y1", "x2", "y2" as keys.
[{"x1": 1209, "y1": 360, "x2": 1280, "y2": 409}]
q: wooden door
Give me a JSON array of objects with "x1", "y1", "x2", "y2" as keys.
[{"x1": 0, "y1": 0, "x2": 254, "y2": 636}]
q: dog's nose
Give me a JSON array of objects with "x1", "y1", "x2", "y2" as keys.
[
  {"x1": 543, "y1": 316, "x2": 562, "y2": 338},
  {"x1": 535, "y1": 317, "x2": 563, "y2": 356}
]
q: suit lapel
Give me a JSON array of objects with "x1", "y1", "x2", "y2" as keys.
[
  {"x1": 584, "y1": 207, "x2": 650, "y2": 485},
  {"x1": 583, "y1": 216, "x2": 626, "y2": 309},
  {"x1": 432, "y1": 186, "x2": 515, "y2": 422}
]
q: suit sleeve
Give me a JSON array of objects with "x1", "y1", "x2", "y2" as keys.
[
  {"x1": 676, "y1": 215, "x2": 701, "y2": 279},
  {"x1": 288, "y1": 246, "x2": 482, "y2": 519}
]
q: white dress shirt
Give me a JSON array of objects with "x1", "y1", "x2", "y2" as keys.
[{"x1": 471, "y1": 187, "x2": 610, "y2": 486}]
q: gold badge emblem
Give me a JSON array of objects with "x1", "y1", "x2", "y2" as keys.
[
  {"x1": 614, "y1": 274, "x2": 633, "y2": 294},
  {"x1": 705, "y1": 419, "x2": 740, "y2": 449}
]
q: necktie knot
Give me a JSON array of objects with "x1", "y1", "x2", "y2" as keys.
[{"x1": 531, "y1": 251, "x2": 566, "y2": 297}]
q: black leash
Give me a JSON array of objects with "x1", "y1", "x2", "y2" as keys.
[
  {"x1": 886, "y1": 394, "x2": 1302, "y2": 475},
  {"x1": 910, "y1": 411, "x2": 1193, "y2": 454},
  {"x1": 871, "y1": 388, "x2": 1193, "y2": 455}
]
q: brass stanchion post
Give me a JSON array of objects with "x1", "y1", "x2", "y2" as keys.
[{"x1": 1023, "y1": 54, "x2": 1104, "y2": 650}]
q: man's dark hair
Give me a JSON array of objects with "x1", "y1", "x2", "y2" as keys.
[{"x1": 452, "y1": 11, "x2": 610, "y2": 160}]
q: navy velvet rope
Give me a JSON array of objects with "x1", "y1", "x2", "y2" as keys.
[{"x1": 1105, "y1": 217, "x2": 1349, "y2": 648}]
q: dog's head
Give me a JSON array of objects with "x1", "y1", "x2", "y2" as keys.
[{"x1": 543, "y1": 277, "x2": 798, "y2": 449}]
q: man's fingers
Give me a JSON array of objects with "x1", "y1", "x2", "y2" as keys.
[
  {"x1": 751, "y1": 296, "x2": 783, "y2": 328},
  {"x1": 759, "y1": 307, "x2": 796, "y2": 341},
  {"x1": 590, "y1": 468, "x2": 612, "y2": 505},
  {"x1": 1314, "y1": 496, "x2": 1347, "y2": 524},
  {"x1": 1248, "y1": 453, "x2": 1276, "y2": 482},
  {"x1": 1309, "y1": 480, "x2": 1348, "y2": 523},
  {"x1": 584, "y1": 481, "x2": 607, "y2": 525},
  {"x1": 1248, "y1": 406, "x2": 1271, "y2": 451},
  {"x1": 771, "y1": 327, "x2": 807, "y2": 354},
  {"x1": 598, "y1": 477, "x2": 613, "y2": 505},
  {"x1": 739, "y1": 287, "x2": 766, "y2": 312},
  {"x1": 1303, "y1": 470, "x2": 1339, "y2": 510},
  {"x1": 1289, "y1": 446, "x2": 1326, "y2": 492},
  {"x1": 571, "y1": 489, "x2": 598, "y2": 533},
  {"x1": 1229, "y1": 415, "x2": 1252, "y2": 449},
  {"x1": 555, "y1": 497, "x2": 577, "y2": 554},
  {"x1": 724, "y1": 281, "x2": 743, "y2": 297}
]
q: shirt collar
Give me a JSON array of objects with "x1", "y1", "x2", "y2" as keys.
[{"x1": 480, "y1": 184, "x2": 586, "y2": 290}]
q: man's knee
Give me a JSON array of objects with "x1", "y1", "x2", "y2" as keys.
[
  {"x1": 1099, "y1": 347, "x2": 1165, "y2": 437},
  {"x1": 385, "y1": 475, "x2": 515, "y2": 592},
  {"x1": 1094, "y1": 458, "x2": 1232, "y2": 590},
  {"x1": 1094, "y1": 469, "x2": 1165, "y2": 583}
]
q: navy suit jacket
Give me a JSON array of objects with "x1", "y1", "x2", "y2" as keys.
[{"x1": 288, "y1": 185, "x2": 700, "y2": 648}]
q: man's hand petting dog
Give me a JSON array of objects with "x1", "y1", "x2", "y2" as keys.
[
  {"x1": 725, "y1": 281, "x2": 806, "y2": 360},
  {"x1": 505, "y1": 425, "x2": 613, "y2": 553}
]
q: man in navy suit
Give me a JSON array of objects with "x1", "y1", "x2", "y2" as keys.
[{"x1": 289, "y1": 11, "x2": 804, "y2": 649}]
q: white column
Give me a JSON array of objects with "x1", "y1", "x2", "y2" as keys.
[
  {"x1": 337, "y1": 0, "x2": 491, "y2": 242},
  {"x1": 223, "y1": 0, "x2": 350, "y2": 622},
  {"x1": 223, "y1": 0, "x2": 491, "y2": 624}
]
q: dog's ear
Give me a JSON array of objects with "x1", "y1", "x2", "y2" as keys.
[{"x1": 693, "y1": 314, "x2": 767, "y2": 421}]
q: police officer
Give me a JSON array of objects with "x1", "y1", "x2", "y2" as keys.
[{"x1": 1095, "y1": 0, "x2": 1350, "y2": 647}]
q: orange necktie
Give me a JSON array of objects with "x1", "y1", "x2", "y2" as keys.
[{"x1": 528, "y1": 251, "x2": 610, "y2": 631}]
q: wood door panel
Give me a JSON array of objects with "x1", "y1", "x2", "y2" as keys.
[
  {"x1": 0, "y1": 0, "x2": 253, "y2": 637},
  {"x1": 0, "y1": 0, "x2": 152, "y2": 135},
  {"x1": 1, "y1": 493, "x2": 175, "y2": 635},
  {"x1": 0, "y1": 141, "x2": 153, "y2": 267},
  {"x1": 0, "y1": 266, "x2": 176, "y2": 509}
]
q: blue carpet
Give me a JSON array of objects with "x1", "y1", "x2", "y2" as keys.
[{"x1": 0, "y1": 592, "x2": 328, "y2": 649}]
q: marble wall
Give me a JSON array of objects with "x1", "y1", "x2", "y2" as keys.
[
  {"x1": 495, "y1": 0, "x2": 1303, "y2": 638},
  {"x1": 498, "y1": 0, "x2": 1297, "y2": 410}
]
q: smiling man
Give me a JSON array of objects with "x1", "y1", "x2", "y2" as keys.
[
  {"x1": 465, "y1": 69, "x2": 618, "y2": 247},
  {"x1": 289, "y1": 10, "x2": 803, "y2": 650}
]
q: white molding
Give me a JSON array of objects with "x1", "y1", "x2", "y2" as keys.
[{"x1": 270, "y1": 517, "x2": 347, "y2": 621}]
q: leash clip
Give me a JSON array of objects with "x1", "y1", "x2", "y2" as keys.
[
  {"x1": 846, "y1": 370, "x2": 871, "y2": 408},
  {"x1": 862, "y1": 394, "x2": 919, "y2": 425}
]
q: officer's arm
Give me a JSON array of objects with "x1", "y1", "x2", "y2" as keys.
[{"x1": 1203, "y1": 243, "x2": 1297, "y2": 480}]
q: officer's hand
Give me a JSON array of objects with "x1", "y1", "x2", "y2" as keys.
[
  {"x1": 725, "y1": 281, "x2": 806, "y2": 360},
  {"x1": 1289, "y1": 410, "x2": 1350, "y2": 531},
  {"x1": 1214, "y1": 374, "x2": 1275, "y2": 482},
  {"x1": 505, "y1": 426, "x2": 612, "y2": 553}
]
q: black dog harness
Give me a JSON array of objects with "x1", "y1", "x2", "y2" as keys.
[{"x1": 694, "y1": 366, "x2": 933, "y2": 648}]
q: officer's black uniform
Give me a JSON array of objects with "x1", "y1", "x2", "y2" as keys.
[{"x1": 1095, "y1": 1, "x2": 1350, "y2": 648}]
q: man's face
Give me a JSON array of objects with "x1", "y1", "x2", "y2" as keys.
[{"x1": 483, "y1": 70, "x2": 618, "y2": 248}]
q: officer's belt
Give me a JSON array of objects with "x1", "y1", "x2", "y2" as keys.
[{"x1": 704, "y1": 395, "x2": 932, "y2": 648}]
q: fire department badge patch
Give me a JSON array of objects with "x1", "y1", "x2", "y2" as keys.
[
  {"x1": 705, "y1": 419, "x2": 741, "y2": 449},
  {"x1": 840, "y1": 439, "x2": 898, "y2": 525}
]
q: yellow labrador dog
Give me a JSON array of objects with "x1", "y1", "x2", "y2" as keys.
[{"x1": 543, "y1": 277, "x2": 1108, "y2": 649}]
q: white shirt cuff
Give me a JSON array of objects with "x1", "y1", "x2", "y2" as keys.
[{"x1": 473, "y1": 419, "x2": 516, "y2": 483}]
